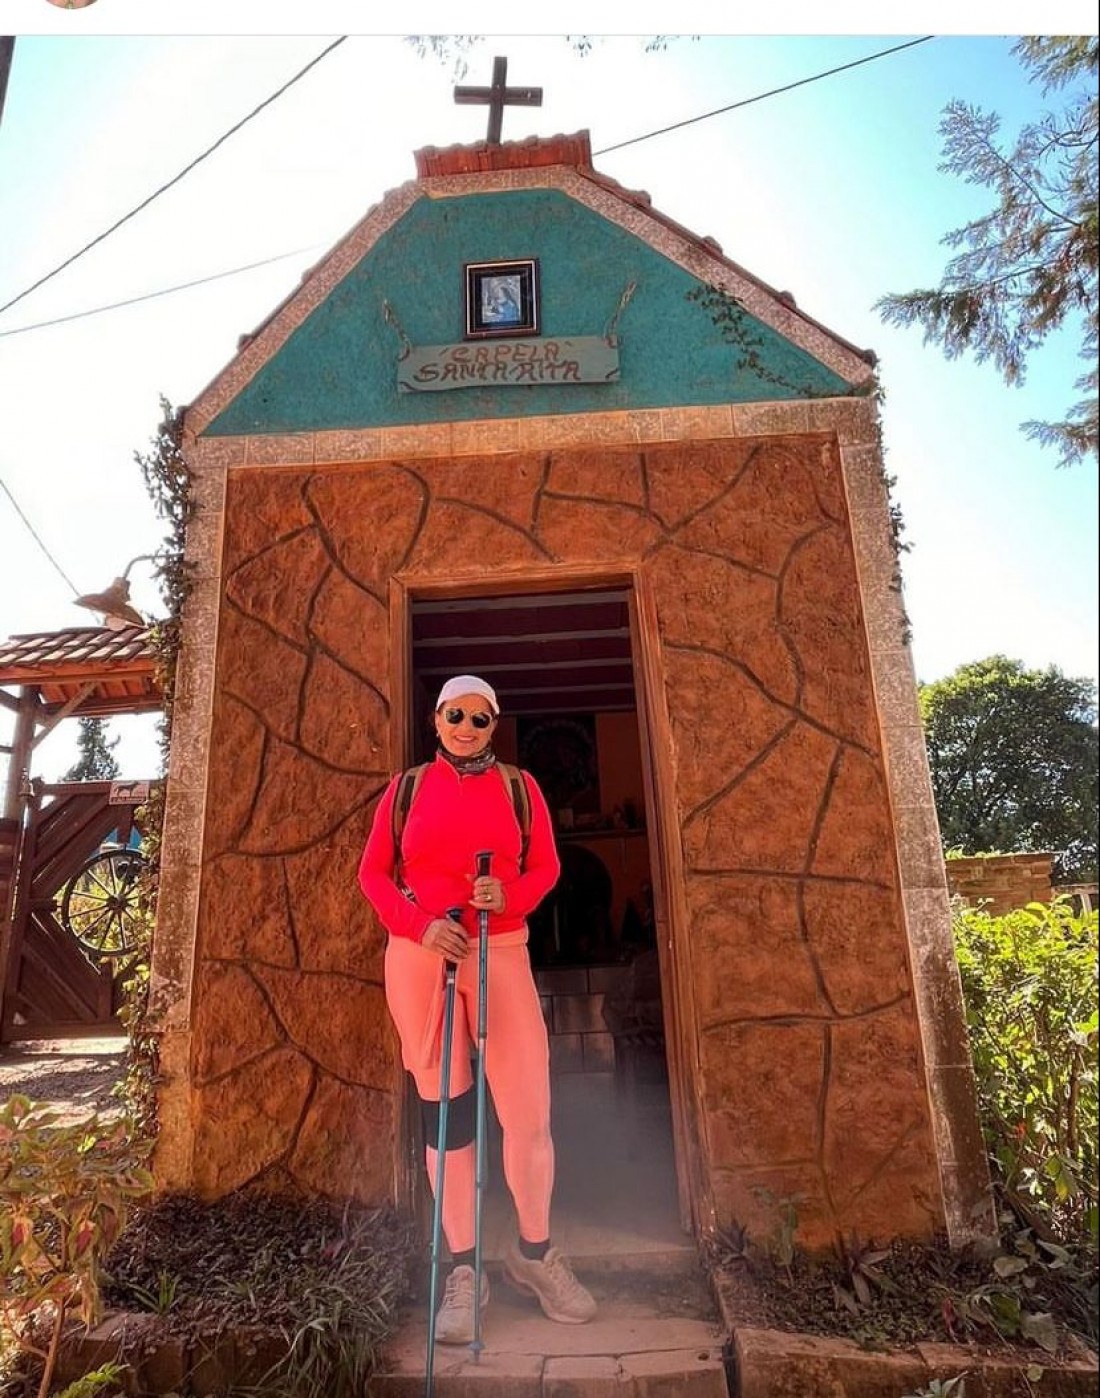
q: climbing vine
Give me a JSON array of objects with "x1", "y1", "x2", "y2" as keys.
[
  {"x1": 119, "y1": 397, "x2": 195, "y2": 1146},
  {"x1": 687, "y1": 281, "x2": 869, "y2": 400},
  {"x1": 867, "y1": 374, "x2": 914, "y2": 644},
  {"x1": 134, "y1": 395, "x2": 195, "y2": 817}
]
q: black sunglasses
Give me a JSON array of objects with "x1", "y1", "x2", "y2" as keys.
[{"x1": 441, "y1": 707, "x2": 495, "y2": 729}]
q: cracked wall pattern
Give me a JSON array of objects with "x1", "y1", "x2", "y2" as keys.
[{"x1": 190, "y1": 433, "x2": 943, "y2": 1245}]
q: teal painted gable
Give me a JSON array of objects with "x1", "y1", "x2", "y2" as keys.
[{"x1": 204, "y1": 189, "x2": 852, "y2": 437}]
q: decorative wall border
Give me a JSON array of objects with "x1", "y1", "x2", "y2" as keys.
[
  {"x1": 839, "y1": 431, "x2": 996, "y2": 1243},
  {"x1": 147, "y1": 431, "x2": 237, "y2": 1190}
]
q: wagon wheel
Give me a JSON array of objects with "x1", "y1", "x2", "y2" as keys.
[{"x1": 60, "y1": 847, "x2": 150, "y2": 959}]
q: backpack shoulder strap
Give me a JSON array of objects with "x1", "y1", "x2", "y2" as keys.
[
  {"x1": 498, "y1": 762, "x2": 531, "y2": 870},
  {"x1": 392, "y1": 763, "x2": 428, "y2": 856}
]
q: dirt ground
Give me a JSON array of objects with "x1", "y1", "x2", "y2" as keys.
[{"x1": 0, "y1": 1037, "x2": 126, "y2": 1124}]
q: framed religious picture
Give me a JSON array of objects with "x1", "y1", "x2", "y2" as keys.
[
  {"x1": 464, "y1": 259, "x2": 540, "y2": 338},
  {"x1": 517, "y1": 714, "x2": 600, "y2": 819}
]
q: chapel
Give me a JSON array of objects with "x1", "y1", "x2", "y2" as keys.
[{"x1": 147, "y1": 74, "x2": 990, "y2": 1256}]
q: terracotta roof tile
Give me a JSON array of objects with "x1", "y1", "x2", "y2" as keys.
[
  {"x1": 0, "y1": 625, "x2": 155, "y2": 672},
  {"x1": 414, "y1": 131, "x2": 593, "y2": 178},
  {"x1": 0, "y1": 626, "x2": 162, "y2": 717}
]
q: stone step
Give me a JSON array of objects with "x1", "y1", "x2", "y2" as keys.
[{"x1": 374, "y1": 1267, "x2": 731, "y2": 1396}]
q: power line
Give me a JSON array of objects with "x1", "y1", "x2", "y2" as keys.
[
  {"x1": 593, "y1": 36, "x2": 936, "y2": 156},
  {"x1": 0, "y1": 246, "x2": 318, "y2": 338},
  {"x1": 0, "y1": 475, "x2": 79, "y2": 595},
  {"x1": 0, "y1": 35, "x2": 347, "y2": 320}
]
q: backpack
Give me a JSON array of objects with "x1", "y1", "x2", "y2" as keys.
[{"x1": 391, "y1": 762, "x2": 532, "y2": 873}]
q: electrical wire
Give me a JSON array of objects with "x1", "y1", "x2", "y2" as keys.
[
  {"x1": 0, "y1": 475, "x2": 79, "y2": 595},
  {"x1": 0, "y1": 35, "x2": 347, "y2": 320},
  {"x1": 593, "y1": 36, "x2": 936, "y2": 155},
  {"x1": 0, "y1": 246, "x2": 318, "y2": 338}
]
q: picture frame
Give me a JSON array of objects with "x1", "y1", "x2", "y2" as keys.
[
  {"x1": 517, "y1": 714, "x2": 599, "y2": 816},
  {"x1": 464, "y1": 259, "x2": 540, "y2": 338}
]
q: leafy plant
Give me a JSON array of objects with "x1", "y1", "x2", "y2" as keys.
[
  {"x1": 832, "y1": 1232, "x2": 896, "y2": 1315},
  {"x1": 110, "y1": 900, "x2": 158, "y2": 1157},
  {"x1": 749, "y1": 1188, "x2": 804, "y2": 1277},
  {"x1": 0, "y1": 1097, "x2": 153, "y2": 1398},
  {"x1": 954, "y1": 899, "x2": 1098, "y2": 1244},
  {"x1": 124, "y1": 1267, "x2": 179, "y2": 1317},
  {"x1": 55, "y1": 1362, "x2": 127, "y2": 1398},
  {"x1": 113, "y1": 395, "x2": 197, "y2": 1155},
  {"x1": 903, "y1": 1379, "x2": 967, "y2": 1398},
  {"x1": 958, "y1": 1218, "x2": 1096, "y2": 1352},
  {"x1": 133, "y1": 394, "x2": 194, "y2": 819}
]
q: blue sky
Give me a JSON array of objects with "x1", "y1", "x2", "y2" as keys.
[{"x1": 1, "y1": 5, "x2": 1097, "y2": 779}]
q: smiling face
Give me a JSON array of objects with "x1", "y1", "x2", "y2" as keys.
[{"x1": 434, "y1": 692, "x2": 498, "y2": 759}]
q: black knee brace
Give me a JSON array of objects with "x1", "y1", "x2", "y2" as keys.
[{"x1": 420, "y1": 1086, "x2": 476, "y2": 1150}]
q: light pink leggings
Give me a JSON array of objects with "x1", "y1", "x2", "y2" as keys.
[{"x1": 384, "y1": 933, "x2": 554, "y2": 1255}]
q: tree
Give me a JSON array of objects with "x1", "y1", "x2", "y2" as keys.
[
  {"x1": 406, "y1": 34, "x2": 679, "y2": 77},
  {"x1": 920, "y1": 656, "x2": 1099, "y2": 883},
  {"x1": 877, "y1": 37, "x2": 1098, "y2": 468},
  {"x1": 63, "y1": 717, "x2": 120, "y2": 783}
]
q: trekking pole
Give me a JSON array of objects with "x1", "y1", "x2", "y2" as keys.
[
  {"x1": 424, "y1": 906, "x2": 464, "y2": 1398},
  {"x1": 470, "y1": 851, "x2": 493, "y2": 1363}
]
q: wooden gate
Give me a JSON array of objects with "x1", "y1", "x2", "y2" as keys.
[{"x1": 1, "y1": 779, "x2": 150, "y2": 1042}]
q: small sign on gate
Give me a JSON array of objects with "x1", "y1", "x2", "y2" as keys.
[{"x1": 109, "y1": 780, "x2": 150, "y2": 805}]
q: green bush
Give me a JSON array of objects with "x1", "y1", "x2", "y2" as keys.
[{"x1": 954, "y1": 899, "x2": 1098, "y2": 1245}]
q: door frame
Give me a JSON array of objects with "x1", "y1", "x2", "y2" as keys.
[{"x1": 387, "y1": 564, "x2": 710, "y2": 1237}]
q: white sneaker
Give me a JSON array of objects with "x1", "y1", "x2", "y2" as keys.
[
  {"x1": 502, "y1": 1244, "x2": 597, "y2": 1324},
  {"x1": 433, "y1": 1264, "x2": 490, "y2": 1345}
]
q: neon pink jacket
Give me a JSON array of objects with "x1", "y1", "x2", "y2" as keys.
[{"x1": 358, "y1": 755, "x2": 560, "y2": 943}]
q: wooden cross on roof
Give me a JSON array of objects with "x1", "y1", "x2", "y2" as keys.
[{"x1": 454, "y1": 55, "x2": 543, "y2": 145}]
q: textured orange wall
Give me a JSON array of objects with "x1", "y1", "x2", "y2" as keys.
[{"x1": 191, "y1": 434, "x2": 943, "y2": 1245}]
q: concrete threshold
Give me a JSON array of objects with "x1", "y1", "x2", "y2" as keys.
[{"x1": 375, "y1": 1268, "x2": 730, "y2": 1396}]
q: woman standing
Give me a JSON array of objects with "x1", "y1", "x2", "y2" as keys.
[{"x1": 358, "y1": 675, "x2": 596, "y2": 1343}]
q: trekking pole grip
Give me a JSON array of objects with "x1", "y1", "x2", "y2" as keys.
[
  {"x1": 444, "y1": 905, "x2": 464, "y2": 971},
  {"x1": 476, "y1": 850, "x2": 492, "y2": 879}
]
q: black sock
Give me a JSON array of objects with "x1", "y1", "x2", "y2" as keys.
[
  {"x1": 451, "y1": 1249, "x2": 476, "y2": 1270},
  {"x1": 519, "y1": 1236, "x2": 550, "y2": 1261}
]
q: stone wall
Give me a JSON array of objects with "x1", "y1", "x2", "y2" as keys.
[
  {"x1": 945, "y1": 852, "x2": 1056, "y2": 915},
  {"x1": 181, "y1": 430, "x2": 945, "y2": 1246}
]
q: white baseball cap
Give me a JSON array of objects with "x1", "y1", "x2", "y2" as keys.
[{"x1": 435, "y1": 674, "x2": 500, "y2": 715}]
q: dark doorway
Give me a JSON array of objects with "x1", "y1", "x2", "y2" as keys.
[{"x1": 408, "y1": 585, "x2": 687, "y2": 1265}]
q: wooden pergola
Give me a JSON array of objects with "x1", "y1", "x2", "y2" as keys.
[
  {"x1": 0, "y1": 624, "x2": 162, "y2": 821},
  {"x1": 0, "y1": 624, "x2": 162, "y2": 1039}
]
